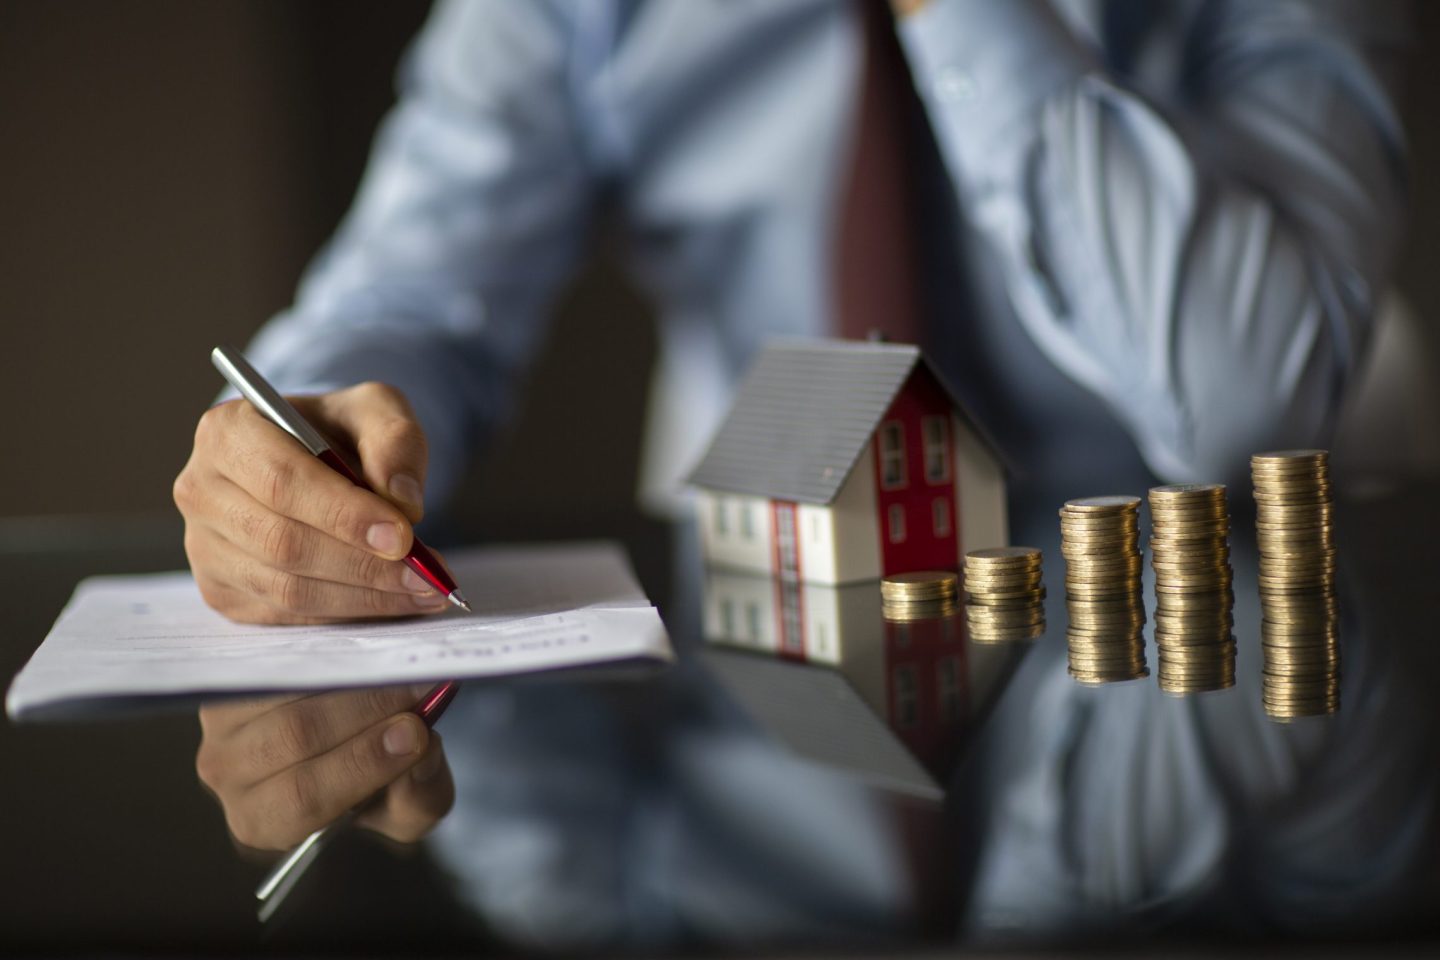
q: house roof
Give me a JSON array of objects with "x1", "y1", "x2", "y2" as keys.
[{"x1": 687, "y1": 339, "x2": 939, "y2": 505}]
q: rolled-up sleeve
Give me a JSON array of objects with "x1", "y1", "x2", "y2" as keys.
[
  {"x1": 900, "y1": 0, "x2": 1408, "y2": 483},
  {"x1": 242, "y1": 0, "x2": 594, "y2": 506}
]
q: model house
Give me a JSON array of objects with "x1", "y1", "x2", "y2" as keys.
[{"x1": 689, "y1": 339, "x2": 1007, "y2": 584}]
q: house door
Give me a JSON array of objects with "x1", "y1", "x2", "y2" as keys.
[
  {"x1": 770, "y1": 500, "x2": 806, "y2": 658},
  {"x1": 771, "y1": 501, "x2": 801, "y2": 580}
]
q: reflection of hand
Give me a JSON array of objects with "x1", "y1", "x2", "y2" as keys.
[
  {"x1": 173, "y1": 382, "x2": 449, "y2": 624},
  {"x1": 196, "y1": 685, "x2": 454, "y2": 850}
]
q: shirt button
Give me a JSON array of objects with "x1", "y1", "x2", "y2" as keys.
[{"x1": 935, "y1": 66, "x2": 977, "y2": 103}]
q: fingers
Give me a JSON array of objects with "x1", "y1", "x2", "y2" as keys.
[
  {"x1": 190, "y1": 475, "x2": 433, "y2": 596},
  {"x1": 175, "y1": 384, "x2": 437, "y2": 624},
  {"x1": 355, "y1": 733, "x2": 455, "y2": 844},
  {"x1": 184, "y1": 525, "x2": 450, "y2": 624},
  {"x1": 201, "y1": 399, "x2": 415, "y2": 562},
  {"x1": 233, "y1": 712, "x2": 432, "y2": 850},
  {"x1": 197, "y1": 684, "x2": 447, "y2": 851},
  {"x1": 202, "y1": 684, "x2": 435, "y2": 789},
  {"x1": 309, "y1": 384, "x2": 429, "y2": 524}
]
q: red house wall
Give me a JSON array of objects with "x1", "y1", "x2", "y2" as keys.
[
  {"x1": 869, "y1": 369, "x2": 960, "y2": 575},
  {"x1": 883, "y1": 614, "x2": 969, "y2": 775}
]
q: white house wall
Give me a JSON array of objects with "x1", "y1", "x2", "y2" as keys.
[
  {"x1": 696, "y1": 490, "x2": 774, "y2": 576},
  {"x1": 701, "y1": 569, "x2": 779, "y2": 652},
  {"x1": 801, "y1": 583, "x2": 841, "y2": 664},
  {"x1": 953, "y1": 414, "x2": 1009, "y2": 555},
  {"x1": 795, "y1": 503, "x2": 835, "y2": 583},
  {"x1": 829, "y1": 440, "x2": 884, "y2": 584}
]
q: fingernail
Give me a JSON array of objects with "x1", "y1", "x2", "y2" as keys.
[
  {"x1": 383, "y1": 718, "x2": 420, "y2": 757},
  {"x1": 409, "y1": 682, "x2": 435, "y2": 702},
  {"x1": 389, "y1": 473, "x2": 424, "y2": 511},
  {"x1": 401, "y1": 567, "x2": 434, "y2": 595},
  {"x1": 412, "y1": 748, "x2": 444, "y2": 783},
  {"x1": 414, "y1": 592, "x2": 449, "y2": 610},
  {"x1": 367, "y1": 522, "x2": 402, "y2": 557}
]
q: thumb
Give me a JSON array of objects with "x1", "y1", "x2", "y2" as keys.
[{"x1": 313, "y1": 382, "x2": 430, "y2": 524}]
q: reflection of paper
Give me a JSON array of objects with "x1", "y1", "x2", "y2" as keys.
[{"x1": 6, "y1": 542, "x2": 672, "y2": 721}]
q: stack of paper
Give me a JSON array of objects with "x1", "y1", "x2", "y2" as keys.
[{"x1": 6, "y1": 542, "x2": 672, "y2": 721}]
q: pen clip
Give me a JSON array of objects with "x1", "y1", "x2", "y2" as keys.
[{"x1": 212, "y1": 346, "x2": 332, "y2": 457}]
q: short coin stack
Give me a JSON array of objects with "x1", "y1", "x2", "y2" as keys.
[
  {"x1": 962, "y1": 547, "x2": 1046, "y2": 643},
  {"x1": 881, "y1": 571, "x2": 959, "y2": 622},
  {"x1": 1251, "y1": 450, "x2": 1340, "y2": 720},
  {"x1": 1149, "y1": 483, "x2": 1236, "y2": 693},
  {"x1": 1060, "y1": 496, "x2": 1147, "y2": 683}
]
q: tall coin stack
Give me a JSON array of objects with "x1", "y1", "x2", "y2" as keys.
[
  {"x1": 1251, "y1": 450, "x2": 1340, "y2": 719},
  {"x1": 1060, "y1": 496, "x2": 1147, "y2": 683},
  {"x1": 1149, "y1": 483, "x2": 1236, "y2": 693},
  {"x1": 963, "y1": 547, "x2": 1046, "y2": 643},
  {"x1": 881, "y1": 571, "x2": 959, "y2": 622}
]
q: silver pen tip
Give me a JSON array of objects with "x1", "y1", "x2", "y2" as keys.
[{"x1": 447, "y1": 590, "x2": 472, "y2": 613}]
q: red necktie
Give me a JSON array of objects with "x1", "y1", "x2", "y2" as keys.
[{"x1": 835, "y1": 0, "x2": 922, "y2": 345}]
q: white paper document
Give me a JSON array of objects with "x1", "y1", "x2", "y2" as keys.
[{"x1": 6, "y1": 541, "x2": 672, "y2": 721}]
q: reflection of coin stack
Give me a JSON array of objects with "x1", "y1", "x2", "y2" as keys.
[
  {"x1": 881, "y1": 571, "x2": 958, "y2": 622},
  {"x1": 1060, "y1": 497, "x2": 1147, "y2": 682},
  {"x1": 962, "y1": 547, "x2": 1046, "y2": 643},
  {"x1": 1251, "y1": 450, "x2": 1340, "y2": 720},
  {"x1": 1149, "y1": 484, "x2": 1236, "y2": 693}
]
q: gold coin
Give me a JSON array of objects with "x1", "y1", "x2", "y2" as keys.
[
  {"x1": 1072, "y1": 672, "x2": 1150, "y2": 685},
  {"x1": 1149, "y1": 482, "x2": 1227, "y2": 498},
  {"x1": 885, "y1": 600, "x2": 964, "y2": 616},
  {"x1": 882, "y1": 570, "x2": 958, "y2": 591},
  {"x1": 967, "y1": 545, "x2": 1043, "y2": 562},
  {"x1": 1062, "y1": 495, "x2": 1142, "y2": 512}
]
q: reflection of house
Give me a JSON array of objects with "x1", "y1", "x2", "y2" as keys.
[
  {"x1": 689, "y1": 339, "x2": 1007, "y2": 584},
  {"x1": 702, "y1": 568, "x2": 1027, "y2": 779}
]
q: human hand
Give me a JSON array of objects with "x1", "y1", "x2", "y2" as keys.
[
  {"x1": 196, "y1": 685, "x2": 455, "y2": 850},
  {"x1": 174, "y1": 381, "x2": 449, "y2": 624}
]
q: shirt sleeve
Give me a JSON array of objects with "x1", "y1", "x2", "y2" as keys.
[
  {"x1": 240, "y1": 0, "x2": 594, "y2": 507},
  {"x1": 898, "y1": 0, "x2": 1409, "y2": 483}
]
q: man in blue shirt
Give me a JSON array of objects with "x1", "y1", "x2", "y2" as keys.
[{"x1": 176, "y1": 0, "x2": 1429, "y2": 948}]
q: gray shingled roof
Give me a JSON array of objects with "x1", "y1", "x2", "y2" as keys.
[{"x1": 687, "y1": 340, "x2": 923, "y2": 505}]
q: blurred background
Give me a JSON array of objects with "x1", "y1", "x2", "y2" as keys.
[
  {"x1": 0, "y1": 0, "x2": 664, "y2": 547},
  {"x1": 3, "y1": 0, "x2": 1438, "y2": 539},
  {"x1": 2, "y1": 0, "x2": 1439, "y2": 952}
]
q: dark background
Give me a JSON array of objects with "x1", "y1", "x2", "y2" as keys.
[{"x1": 2, "y1": 0, "x2": 1438, "y2": 952}]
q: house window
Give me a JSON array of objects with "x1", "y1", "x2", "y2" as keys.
[
  {"x1": 923, "y1": 415, "x2": 950, "y2": 484},
  {"x1": 714, "y1": 498, "x2": 729, "y2": 537},
  {"x1": 739, "y1": 502, "x2": 754, "y2": 540},
  {"x1": 888, "y1": 503, "x2": 906, "y2": 543},
  {"x1": 880, "y1": 421, "x2": 907, "y2": 489},
  {"x1": 894, "y1": 664, "x2": 918, "y2": 729},
  {"x1": 932, "y1": 497, "x2": 951, "y2": 537}
]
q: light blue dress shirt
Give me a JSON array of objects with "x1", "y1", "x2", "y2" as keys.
[{"x1": 236, "y1": 0, "x2": 1431, "y2": 949}]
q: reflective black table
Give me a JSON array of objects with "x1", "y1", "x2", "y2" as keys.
[{"x1": 2, "y1": 482, "x2": 1438, "y2": 954}]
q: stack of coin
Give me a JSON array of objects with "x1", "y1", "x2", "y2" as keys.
[
  {"x1": 962, "y1": 547, "x2": 1046, "y2": 643},
  {"x1": 1149, "y1": 483, "x2": 1236, "y2": 693},
  {"x1": 1060, "y1": 496, "x2": 1147, "y2": 682},
  {"x1": 881, "y1": 571, "x2": 959, "y2": 622},
  {"x1": 1251, "y1": 450, "x2": 1339, "y2": 720}
]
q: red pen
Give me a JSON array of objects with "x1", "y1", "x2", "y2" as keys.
[
  {"x1": 211, "y1": 345, "x2": 472, "y2": 612},
  {"x1": 211, "y1": 347, "x2": 466, "y2": 919}
]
